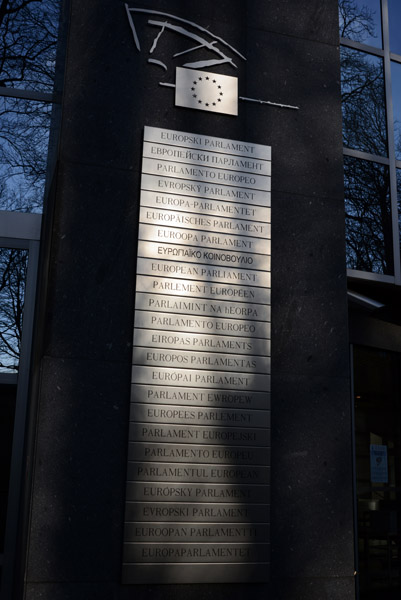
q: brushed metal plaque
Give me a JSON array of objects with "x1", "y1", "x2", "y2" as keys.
[
  {"x1": 134, "y1": 293, "x2": 271, "y2": 322},
  {"x1": 132, "y1": 365, "x2": 270, "y2": 391},
  {"x1": 144, "y1": 126, "x2": 272, "y2": 161},
  {"x1": 140, "y1": 189, "x2": 271, "y2": 221},
  {"x1": 127, "y1": 461, "x2": 270, "y2": 483},
  {"x1": 124, "y1": 127, "x2": 272, "y2": 585},
  {"x1": 133, "y1": 329, "x2": 271, "y2": 356},
  {"x1": 137, "y1": 241, "x2": 271, "y2": 272},
  {"x1": 138, "y1": 224, "x2": 271, "y2": 255},
  {"x1": 136, "y1": 275, "x2": 271, "y2": 304},
  {"x1": 136, "y1": 257, "x2": 270, "y2": 288},
  {"x1": 124, "y1": 542, "x2": 270, "y2": 563},
  {"x1": 142, "y1": 157, "x2": 270, "y2": 192},
  {"x1": 124, "y1": 522, "x2": 270, "y2": 542},
  {"x1": 130, "y1": 385, "x2": 271, "y2": 410},
  {"x1": 128, "y1": 442, "x2": 270, "y2": 465},
  {"x1": 125, "y1": 502, "x2": 270, "y2": 523},
  {"x1": 129, "y1": 403, "x2": 271, "y2": 428},
  {"x1": 133, "y1": 312, "x2": 271, "y2": 338},
  {"x1": 141, "y1": 174, "x2": 270, "y2": 205},
  {"x1": 143, "y1": 143, "x2": 271, "y2": 176},
  {"x1": 129, "y1": 423, "x2": 271, "y2": 446},
  {"x1": 126, "y1": 481, "x2": 270, "y2": 503},
  {"x1": 139, "y1": 207, "x2": 271, "y2": 239},
  {"x1": 132, "y1": 347, "x2": 270, "y2": 374}
]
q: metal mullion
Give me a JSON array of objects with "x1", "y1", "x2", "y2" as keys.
[
  {"x1": 0, "y1": 212, "x2": 42, "y2": 242},
  {"x1": 0, "y1": 86, "x2": 59, "y2": 104},
  {"x1": 343, "y1": 147, "x2": 390, "y2": 166},
  {"x1": 347, "y1": 268, "x2": 395, "y2": 284},
  {"x1": 390, "y1": 52, "x2": 401, "y2": 64},
  {"x1": 349, "y1": 345, "x2": 360, "y2": 600},
  {"x1": 0, "y1": 238, "x2": 30, "y2": 250},
  {"x1": 0, "y1": 374, "x2": 18, "y2": 385},
  {"x1": 381, "y1": 0, "x2": 401, "y2": 283},
  {"x1": 340, "y1": 37, "x2": 384, "y2": 57}
]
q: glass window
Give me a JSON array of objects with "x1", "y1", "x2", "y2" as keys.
[
  {"x1": 388, "y1": 0, "x2": 401, "y2": 56},
  {"x1": 391, "y1": 61, "x2": 401, "y2": 160},
  {"x1": 344, "y1": 156, "x2": 393, "y2": 274},
  {"x1": 339, "y1": 0, "x2": 382, "y2": 48},
  {"x1": 341, "y1": 48, "x2": 387, "y2": 157},
  {"x1": 0, "y1": 97, "x2": 52, "y2": 213},
  {"x1": 0, "y1": 248, "x2": 28, "y2": 373},
  {"x1": 0, "y1": 0, "x2": 61, "y2": 93}
]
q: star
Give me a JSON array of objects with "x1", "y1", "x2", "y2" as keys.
[
  {"x1": 218, "y1": 98, "x2": 221, "y2": 102},
  {"x1": 191, "y1": 87, "x2": 195, "y2": 91},
  {"x1": 198, "y1": 100, "x2": 202, "y2": 103},
  {"x1": 193, "y1": 81, "x2": 197, "y2": 84},
  {"x1": 213, "y1": 102, "x2": 216, "y2": 106},
  {"x1": 218, "y1": 85, "x2": 221, "y2": 89},
  {"x1": 206, "y1": 76, "x2": 209, "y2": 80},
  {"x1": 219, "y1": 92, "x2": 223, "y2": 96},
  {"x1": 213, "y1": 79, "x2": 216, "y2": 83},
  {"x1": 205, "y1": 103, "x2": 209, "y2": 106},
  {"x1": 193, "y1": 94, "x2": 197, "y2": 98},
  {"x1": 198, "y1": 77, "x2": 202, "y2": 80}
]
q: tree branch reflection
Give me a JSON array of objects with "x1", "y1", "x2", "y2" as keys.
[
  {"x1": 344, "y1": 156, "x2": 393, "y2": 274},
  {"x1": 0, "y1": 247, "x2": 28, "y2": 372}
]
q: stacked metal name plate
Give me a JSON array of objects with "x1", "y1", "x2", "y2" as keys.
[{"x1": 123, "y1": 126, "x2": 271, "y2": 584}]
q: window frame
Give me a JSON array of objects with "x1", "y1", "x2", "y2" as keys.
[{"x1": 341, "y1": 0, "x2": 401, "y2": 284}]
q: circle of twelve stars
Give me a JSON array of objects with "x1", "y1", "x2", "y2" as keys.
[{"x1": 191, "y1": 76, "x2": 224, "y2": 107}]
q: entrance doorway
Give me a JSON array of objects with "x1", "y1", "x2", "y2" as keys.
[{"x1": 353, "y1": 345, "x2": 401, "y2": 599}]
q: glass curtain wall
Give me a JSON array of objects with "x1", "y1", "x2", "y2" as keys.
[
  {"x1": 339, "y1": 0, "x2": 401, "y2": 284},
  {"x1": 0, "y1": 1, "x2": 64, "y2": 596}
]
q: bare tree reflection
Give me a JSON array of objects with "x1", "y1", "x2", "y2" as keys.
[
  {"x1": 0, "y1": 248, "x2": 28, "y2": 372},
  {"x1": 0, "y1": 0, "x2": 60, "y2": 212},
  {"x1": 340, "y1": 0, "x2": 392, "y2": 273},
  {"x1": 341, "y1": 46, "x2": 387, "y2": 156},
  {"x1": 0, "y1": 97, "x2": 52, "y2": 211},
  {"x1": 392, "y1": 61, "x2": 401, "y2": 161},
  {"x1": 0, "y1": 0, "x2": 59, "y2": 92},
  {"x1": 344, "y1": 156, "x2": 393, "y2": 273},
  {"x1": 338, "y1": 0, "x2": 377, "y2": 44}
]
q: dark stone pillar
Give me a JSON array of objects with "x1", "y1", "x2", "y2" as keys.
[{"x1": 24, "y1": 1, "x2": 355, "y2": 598}]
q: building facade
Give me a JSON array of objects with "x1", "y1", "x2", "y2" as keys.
[{"x1": 0, "y1": 1, "x2": 400, "y2": 599}]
